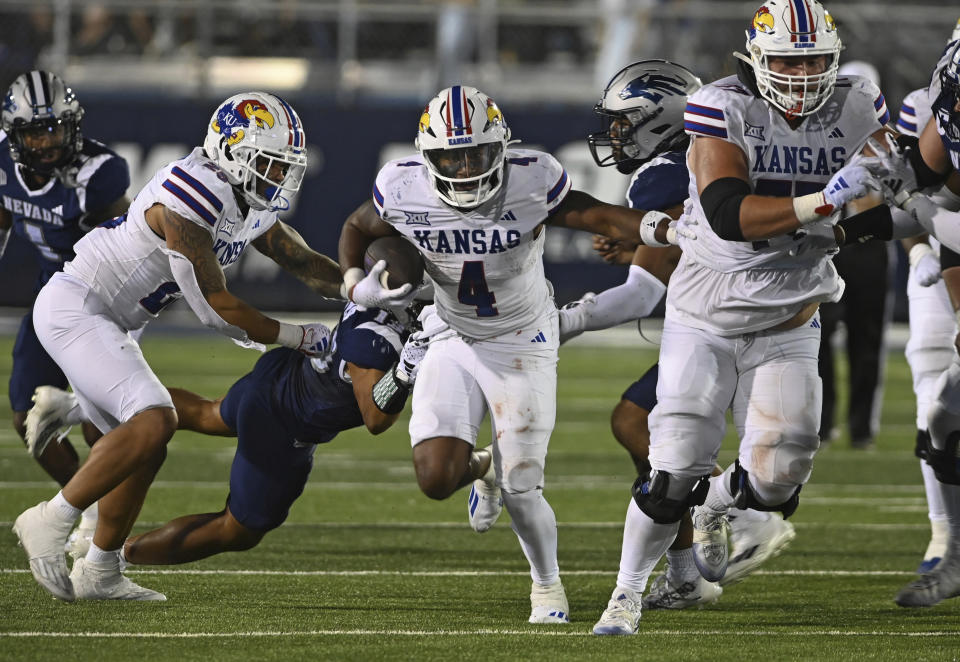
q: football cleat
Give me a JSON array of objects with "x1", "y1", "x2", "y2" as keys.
[
  {"x1": 558, "y1": 293, "x2": 597, "y2": 344},
  {"x1": 65, "y1": 507, "x2": 98, "y2": 561},
  {"x1": 593, "y1": 586, "x2": 642, "y2": 635},
  {"x1": 25, "y1": 386, "x2": 78, "y2": 459},
  {"x1": 721, "y1": 511, "x2": 796, "y2": 586},
  {"x1": 692, "y1": 506, "x2": 730, "y2": 583},
  {"x1": 12, "y1": 501, "x2": 76, "y2": 602},
  {"x1": 642, "y1": 572, "x2": 722, "y2": 610},
  {"x1": 467, "y1": 451, "x2": 502, "y2": 533},
  {"x1": 70, "y1": 558, "x2": 166, "y2": 601},
  {"x1": 529, "y1": 579, "x2": 570, "y2": 624},
  {"x1": 895, "y1": 551, "x2": 960, "y2": 608}
]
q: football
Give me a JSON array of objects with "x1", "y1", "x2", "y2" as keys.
[{"x1": 363, "y1": 236, "x2": 425, "y2": 290}]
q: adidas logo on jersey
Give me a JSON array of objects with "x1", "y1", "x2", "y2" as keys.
[
  {"x1": 828, "y1": 127, "x2": 845, "y2": 139},
  {"x1": 500, "y1": 210, "x2": 517, "y2": 221},
  {"x1": 531, "y1": 331, "x2": 547, "y2": 343}
]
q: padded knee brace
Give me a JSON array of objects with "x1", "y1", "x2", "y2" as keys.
[
  {"x1": 925, "y1": 431, "x2": 960, "y2": 485},
  {"x1": 631, "y1": 469, "x2": 710, "y2": 524},
  {"x1": 729, "y1": 460, "x2": 802, "y2": 519}
]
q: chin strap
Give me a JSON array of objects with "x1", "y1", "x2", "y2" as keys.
[{"x1": 0, "y1": 227, "x2": 9, "y2": 260}]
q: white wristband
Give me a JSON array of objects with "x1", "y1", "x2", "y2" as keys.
[
  {"x1": 339, "y1": 267, "x2": 365, "y2": 300},
  {"x1": 908, "y1": 242, "x2": 934, "y2": 268},
  {"x1": 276, "y1": 322, "x2": 304, "y2": 349},
  {"x1": 792, "y1": 191, "x2": 831, "y2": 225},
  {"x1": 639, "y1": 210, "x2": 672, "y2": 247}
]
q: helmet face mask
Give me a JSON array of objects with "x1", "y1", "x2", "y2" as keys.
[
  {"x1": 587, "y1": 59, "x2": 702, "y2": 174},
  {"x1": 738, "y1": 0, "x2": 842, "y2": 118},
  {"x1": 936, "y1": 41, "x2": 960, "y2": 143},
  {"x1": 203, "y1": 92, "x2": 307, "y2": 211},
  {"x1": 415, "y1": 85, "x2": 510, "y2": 209},
  {"x1": 2, "y1": 71, "x2": 84, "y2": 174}
]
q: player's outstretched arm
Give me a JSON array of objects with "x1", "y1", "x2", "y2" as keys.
[
  {"x1": 154, "y1": 205, "x2": 329, "y2": 354},
  {"x1": 252, "y1": 221, "x2": 342, "y2": 298},
  {"x1": 83, "y1": 195, "x2": 131, "y2": 229},
  {"x1": 346, "y1": 363, "x2": 401, "y2": 434},
  {"x1": 547, "y1": 190, "x2": 672, "y2": 245}
]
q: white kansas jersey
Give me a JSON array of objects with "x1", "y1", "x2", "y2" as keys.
[
  {"x1": 373, "y1": 148, "x2": 571, "y2": 340},
  {"x1": 667, "y1": 73, "x2": 889, "y2": 335},
  {"x1": 64, "y1": 147, "x2": 276, "y2": 330}
]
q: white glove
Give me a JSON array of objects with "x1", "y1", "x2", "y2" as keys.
[
  {"x1": 793, "y1": 155, "x2": 880, "y2": 224},
  {"x1": 865, "y1": 134, "x2": 919, "y2": 207},
  {"x1": 909, "y1": 242, "x2": 942, "y2": 287},
  {"x1": 277, "y1": 321, "x2": 332, "y2": 357},
  {"x1": 394, "y1": 334, "x2": 428, "y2": 385},
  {"x1": 348, "y1": 260, "x2": 415, "y2": 309}
]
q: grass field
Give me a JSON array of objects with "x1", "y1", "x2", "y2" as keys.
[{"x1": 1, "y1": 332, "x2": 959, "y2": 661}]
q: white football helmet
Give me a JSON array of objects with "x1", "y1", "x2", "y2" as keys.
[
  {"x1": 588, "y1": 59, "x2": 702, "y2": 174},
  {"x1": 1, "y1": 70, "x2": 84, "y2": 173},
  {"x1": 734, "y1": 0, "x2": 841, "y2": 117},
  {"x1": 203, "y1": 92, "x2": 307, "y2": 211},
  {"x1": 414, "y1": 85, "x2": 510, "y2": 209},
  {"x1": 951, "y1": 17, "x2": 960, "y2": 43}
]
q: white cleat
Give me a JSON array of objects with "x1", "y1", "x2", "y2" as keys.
[
  {"x1": 721, "y1": 512, "x2": 796, "y2": 586},
  {"x1": 692, "y1": 506, "x2": 730, "y2": 583},
  {"x1": 12, "y1": 501, "x2": 75, "y2": 602},
  {"x1": 71, "y1": 558, "x2": 166, "y2": 601},
  {"x1": 593, "y1": 586, "x2": 642, "y2": 635},
  {"x1": 895, "y1": 551, "x2": 960, "y2": 608},
  {"x1": 467, "y1": 453, "x2": 502, "y2": 533},
  {"x1": 66, "y1": 520, "x2": 97, "y2": 562},
  {"x1": 642, "y1": 572, "x2": 722, "y2": 610},
  {"x1": 529, "y1": 579, "x2": 570, "y2": 624},
  {"x1": 558, "y1": 292, "x2": 597, "y2": 344},
  {"x1": 25, "y1": 386, "x2": 77, "y2": 459}
]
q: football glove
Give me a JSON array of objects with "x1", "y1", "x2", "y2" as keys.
[
  {"x1": 277, "y1": 321, "x2": 332, "y2": 357},
  {"x1": 794, "y1": 155, "x2": 880, "y2": 224},
  {"x1": 865, "y1": 134, "x2": 919, "y2": 207},
  {"x1": 909, "y1": 242, "x2": 942, "y2": 287},
  {"x1": 348, "y1": 260, "x2": 415, "y2": 309},
  {"x1": 394, "y1": 335, "x2": 428, "y2": 385}
]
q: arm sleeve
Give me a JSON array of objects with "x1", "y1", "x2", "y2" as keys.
[
  {"x1": 163, "y1": 248, "x2": 265, "y2": 351},
  {"x1": 81, "y1": 155, "x2": 130, "y2": 213},
  {"x1": 338, "y1": 319, "x2": 402, "y2": 372},
  {"x1": 626, "y1": 157, "x2": 689, "y2": 211}
]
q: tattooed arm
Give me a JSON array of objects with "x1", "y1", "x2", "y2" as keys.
[
  {"x1": 147, "y1": 204, "x2": 284, "y2": 344},
  {"x1": 252, "y1": 221, "x2": 342, "y2": 298}
]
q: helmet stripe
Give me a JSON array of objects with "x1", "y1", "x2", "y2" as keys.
[
  {"x1": 27, "y1": 71, "x2": 44, "y2": 109},
  {"x1": 274, "y1": 95, "x2": 303, "y2": 148},
  {"x1": 449, "y1": 85, "x2": 464, "y2": 136}
]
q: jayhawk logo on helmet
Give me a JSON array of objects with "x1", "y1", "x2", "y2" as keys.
[
  {"x1": 824, "y1": 10, "x2": 836, "y2": 32},
  {"x1": 419, "y1": 105, "x2": 431, "y2": 135},
  {"x1": 485, "y1": 98, "x2": 504, "y2": 128},
  {"x1": 752, "y1": 6, "x2": 775, "y2": 33},
  {"x1": 211, "y1": 99, "x2": 277, "y2": 147}
]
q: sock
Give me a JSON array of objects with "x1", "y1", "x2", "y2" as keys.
[
  {"x1": 702, "y1": 466, "x2": 737, "y2": 513},
  {"x1": 938, "y1": 482, "x2": 960, "y2": 541},
  {"x1": 79, "y1": 502, "x2": 99, "y2": 526},
  {"x1": 665, "y1": 548, "x2": 699, "y2": 584},
  {"x1": 49, "y1": 491, "x2": 82, "y2": 524},
  {"x1": 86, "y1": 542, "x2": 120, "y2": 567},
  {"x1": 503, "y1": 489, "x2": 559, "y2": 586},
  {"x1": 921, "y1": 460, "x2": 947, "y2": 521},
  {"x1": 616, "y1": 499, "x2": 680, "y2": 593}
]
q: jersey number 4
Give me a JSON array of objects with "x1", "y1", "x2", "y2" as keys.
[{"x1": 458, "y1": 261, "x2": 498, "y2": 317}]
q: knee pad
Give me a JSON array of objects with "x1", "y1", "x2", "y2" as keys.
[
  {"x1": 915, "y1": 429, "x2": 930, "y2": 461},
  {"x1": 500, "y1": 456, "x2": 545, "y2": 493},
  {"x1": 925, "y1": 431, "x2": 960, "y2": 486},
  {"x1": 729, "y1": 460, "x2": 802, "y2": 519},
  {"x1": 631, "y1": 469, "x2": 710, "y2": 524}
]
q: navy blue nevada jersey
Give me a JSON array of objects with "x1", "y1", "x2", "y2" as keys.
[
  {"x1": 0, "y1": 132, "x2": 129, "y2": 291},
  {"x1": 271, "y1": 303, "x2": 409, "y2": 444},
  {"x1": 626, "y1": 150, "x2": 689, "y2": 211}
]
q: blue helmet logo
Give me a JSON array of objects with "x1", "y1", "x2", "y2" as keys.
[{"x1": 619, "y1": 73, "x2": 690, "y2": 104}]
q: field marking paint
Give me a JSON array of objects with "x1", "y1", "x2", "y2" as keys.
[
  {"x1": 0, "y1": 629, "x2": 955, "y2": 639},
  {"x1": 0, "y1": 521, "x2": 933, "y2": 530}
]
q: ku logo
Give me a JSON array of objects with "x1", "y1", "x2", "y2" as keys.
[
  {"x1": 744, "y1": 122, "x2": 766, "y2": 141},
  {"x1": 404, "y1": 211, "x2": 430, "y2": 226},
  {"x1": 210, "y1": 99, "x2": 276, "y2": 147}
]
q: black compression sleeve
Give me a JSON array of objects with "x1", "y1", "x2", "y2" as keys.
[
  {"x1": 942, "y1": 245, "x2": 960, "y2": 271},
  {"x1": 699, "y1": 177, "x2": 750, "y2": 241},
  {"x1": 898, "y1": 134, "x2": 949, "y2": 189},
  {"x1": 835, "y1": 204, "x2": 893, "y2": 246}
]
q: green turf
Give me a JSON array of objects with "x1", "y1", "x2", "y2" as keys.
[{"x1": 1, "y1": 334, "x2": 959, "y2": 661}]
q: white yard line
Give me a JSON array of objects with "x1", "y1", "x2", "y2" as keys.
[{"x1": 0, "y1": 568, "x2": 920, "y2": 577}]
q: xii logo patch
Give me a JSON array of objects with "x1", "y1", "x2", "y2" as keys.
[{"x1": 404, "y1": 211, "x2": 430, "y2": 226}]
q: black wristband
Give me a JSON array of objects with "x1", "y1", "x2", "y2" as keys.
[
  {"x1": 836, "y1": 204, "x2": 893, "y2": 246},
  {"x1": 941, "y1": 245, "x2": 960, "y2": 271},
  {"x1": 372, "y1": 364, "x2": 410, "y2": 415},
  {"x1": 700, "y1": 177, "x2": 750, "y2": 241}
]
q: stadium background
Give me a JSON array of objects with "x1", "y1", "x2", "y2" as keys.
[{"x1": 0, "y1": 0, "x2": 954, "y2": 313}]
